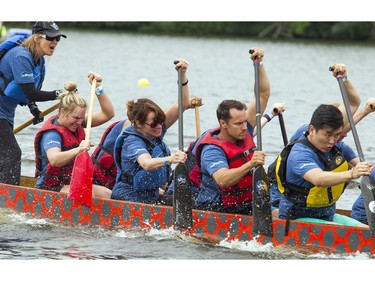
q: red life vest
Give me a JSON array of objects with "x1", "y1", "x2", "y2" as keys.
[
  {"x1": 34, "y1": 115, "x2": 86, "y2": 190},
  {"x1": 91, "y1": 120, "x2": 121, "y2": 189},
  {"x1": 195, "y1": 128, "x2": 256, "y2": 209}
]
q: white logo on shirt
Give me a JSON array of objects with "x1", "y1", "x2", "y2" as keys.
[{"x1": 209, "y1": 161, "x2": 224, "y2": 169}]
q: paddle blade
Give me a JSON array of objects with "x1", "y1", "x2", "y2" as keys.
[
  {"x1": 173, "y1": 163, "x2": 193, "y2": 230},
  {"x1": 252, "y1": 165, "x2": 273, "y2": 237},
  {"x1": 68, "y1": 151, "x2": 93, "y2": 207},
  {"x1": 360, "y1": 176, "x2": 375, "y2": 236}
]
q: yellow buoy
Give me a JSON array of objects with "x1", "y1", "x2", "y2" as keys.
[{"x1": 137, "y1": 78, "x2": 150, "y2": 87}]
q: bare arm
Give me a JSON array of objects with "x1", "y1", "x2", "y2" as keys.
[
  {"x1": 330, "y1": 64, "x2": 361, "y2": 127},
  {"x1": 254, "y1": 102, "x2": 285, "y2": 136},
  {"x1": 304, "y1": 159, "x2": 372, "y2": 187},
  {"x1": 85, "y1": 72, "x2": 115, "y2": 127},
  {"x1": 304, "y1": 167, "x2": 353, "y2": 187},
  {"x1": 342, "y1": 97, "x2": 375, "y2": 135},
  {"x1": 212, "y1": 150, "x2": 265, "y2": 187},
  {"x1": 90, "y1": 90, "x2": 115, "y2": 127},
  {"x1": 46, "y1": 140, "x2": 91, "y2": 167},
  {"x1": 137, "y1": 150, "x2": 187, "y2": 171},
  {"x1": 164, "y1": 59, "x2": 191, "y2": 129}
]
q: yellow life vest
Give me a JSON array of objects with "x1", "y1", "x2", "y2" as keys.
[{"x1": 276, "y1": 139, "x2": 349, "y2": 208}]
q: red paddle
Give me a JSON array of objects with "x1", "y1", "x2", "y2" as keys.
[{"x1": 68, "y1": 80, "x2": 96, "y2": 207}]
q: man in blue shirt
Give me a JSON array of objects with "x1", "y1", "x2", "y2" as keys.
[
  {"x1": 194, "y1": 47, "x2": 270, "y2": 215},
  {"x1": 277, "y1": 104, "x2": 372, "y2": 226}
]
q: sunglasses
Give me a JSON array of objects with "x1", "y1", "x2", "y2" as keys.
[
  {"x1": 144, "y1": 120, "x2": 163, "y2": 128},
  {"x1": 40, "y1": 34, "x2": 61, "y2": 42}
]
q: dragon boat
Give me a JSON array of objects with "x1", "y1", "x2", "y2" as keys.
[{"x1": 0, "y1": 176, "x2": 374, "y2": 255}]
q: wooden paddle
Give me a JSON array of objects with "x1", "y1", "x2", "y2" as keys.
[
  {"x1": 192, "y1": 98, "x2": 201, "y2": 138},
  {"x1": 13, "y1": 102, "x2": 60, "y2": 134},
  {"x1": 173, "y1": 60, "x2": 193, "y2": 230},
  {"x1": 331, "y1": 68, "x2": 375, "y2": 236},
  {"x1": 68, "y1": 80, "x2": 96, "y2": 207},
  {"x1": 250, "y1": 49, "x2": 273, "y2": 237}
]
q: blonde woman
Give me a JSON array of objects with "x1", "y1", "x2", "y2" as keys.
[
  {"x1": 34, "y1": 73, "x2": 114, "y2": 199},
  {"x1": 0, "y1": 21, "x2": 67, "y2": 185}
]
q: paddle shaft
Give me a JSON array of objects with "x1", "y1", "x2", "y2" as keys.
[
  {"x1": 336, "y1": 74, "x2": 375, "y2": 235},
  {"x1": 277, "y1": 112, "x2": 288, "y2": 146},
  {"x1": 177, "y1": 67, "x2": 184, "y2": 150},
  {"x1": 173, "y1": 60, "x2": 193, "y2": 229},
  {"x1": 337, "y1": 76, "x2": 365, "y2": 160},
  {"x1": 85, "y1": 80, "x2": 96, "y2": 142},
  {"x1": 192, "y1": 99, "x2": 201, "y2": 138},
  {"x1": 254, "y1": 61, "x2": 262, "y2": 150},
  {"x1": 250, "y1": 50, "x2": 273, "y2": 237},
  {"x1": 13, "y1": 102, "x2": 60, "y2": 134}
]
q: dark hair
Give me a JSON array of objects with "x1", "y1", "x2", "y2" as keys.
[
  {"x1": 127, "y1": 98, "x2": 166, "y2": 125},
  {"x1": 216, "y1": 100, "x2": 247, "y2": 122},
  {"x1": 309, "y1": 104, "x2": 343, "y2": 131}
]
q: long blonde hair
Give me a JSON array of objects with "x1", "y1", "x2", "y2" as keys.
[
  {"x1": 21, "y1": 34, "x2": 44, "y2": 60},
  {"x1": 58, "y1": 81, "x2": 87, "y2": 118}
]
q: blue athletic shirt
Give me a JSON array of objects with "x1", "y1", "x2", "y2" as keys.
[
  {"x1": 278, "y1": 134, "x2": 357, "y2": 220},
  {"x1": 0, "y1": 46, "x2": 37, "y2": 125}
]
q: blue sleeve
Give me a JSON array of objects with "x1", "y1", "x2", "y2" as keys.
[
  {"x1": 122, "y1": 135, "x2": 150, "y2": 164},
  {"x1": 40, "y1": 131, "x2": 62, "y2": 154},
  {"x1": 247, "y1": 122, "x2": 254, "y2": 137},
  {"x1": 12, "y1": 51, "x2": 35, "y2": 85},
  {"x1": 201, "y1": 145, "x2": 228, "y2": 176},
  {"x1": 289, "y1": 124, "x2": 308, "y2": 142},
  {"x1": 287, "y1": 144, "x2": 321, "y2": 187}
]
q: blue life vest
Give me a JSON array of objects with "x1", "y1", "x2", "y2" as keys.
[
  {"x1": 0, "y1": 35, "x2": 45, "y2": 105},
  {"x1": 114, "y1": 126, "x2": 171, "y2": 193}
]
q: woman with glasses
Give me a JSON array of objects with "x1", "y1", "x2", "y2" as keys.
[
  {"x1": 34, "y1": 72, "x2": 114, "y2": 199},
  {"x1": 111, "y1": 59, "x2": 202, "y2": 205},
  {"x1": 0, "y1": 21, "x2": 67, "y2": 186}
]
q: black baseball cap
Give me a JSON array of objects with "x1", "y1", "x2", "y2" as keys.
[{"x1": 32, "y1": 21, "x2": 67, "y2": 38}]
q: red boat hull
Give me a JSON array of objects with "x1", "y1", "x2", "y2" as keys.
[{"x1": 0, "y1": 181, "x2": 374, "y2": 254}]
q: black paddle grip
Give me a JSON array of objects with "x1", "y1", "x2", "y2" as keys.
[{"x1": 174, "y1": 60, "x2": 179, "y2": 65}]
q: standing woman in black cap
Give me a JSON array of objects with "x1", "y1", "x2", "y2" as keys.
[{"x1": 0, "y1": 21, "x2": 66, "y2": 185}]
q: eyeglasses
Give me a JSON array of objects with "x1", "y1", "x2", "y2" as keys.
[
  {"x1": 144, "y1": 120, "x2": 163, "y2": 128},
  {"x1": 40, "y1": 34, "x2": 61, "y2": 42}
]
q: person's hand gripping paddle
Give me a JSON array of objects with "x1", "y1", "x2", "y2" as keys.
[
  {"x1": 173, "y1": 60, "x2": 193, "y2": 230},
  {"x1": 13, "y1": 102, "x2": 60, "y2": 134},
  {"x1": 250, "y1": 49, "x2": 273, "y2": 237},
  {"x1": 68, "y1": 80, "x2": 96, "y2": 207}
]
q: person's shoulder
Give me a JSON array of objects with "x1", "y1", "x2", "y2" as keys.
[
  {"x1": 8, "y1": 45, "x2": 31, "y2": 57},
  {"x1": 41, "y1": 129, "x2": 61, "y2": 141},
  {"x1": 201, "y1": 143, "x2": 225, "y2": 157},
  {"x1": 335, "y1": 140, "x2": 347, "y2": 148},
  {"x1": 335, "y1": 140, "x2": 354, "y2": 152},
  {"x1": 290, "y1": 140, "x2": 314, "y2": 155},
  {"x1": 290, "y1": 124, "x2": 308, "y2": 141}
]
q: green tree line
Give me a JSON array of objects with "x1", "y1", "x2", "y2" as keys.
[{"x1": 5, "y1": 22, "x2": 375, "y2": 41}]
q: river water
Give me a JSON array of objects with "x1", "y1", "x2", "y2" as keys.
[{"x1": 3, "y1": 28, "x2": 375, "y2": 274}]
